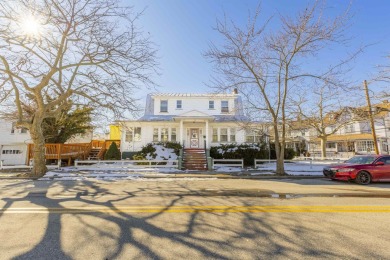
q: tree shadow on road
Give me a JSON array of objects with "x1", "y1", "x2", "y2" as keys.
[{"x1": 0, "y1": 179, "x2": 388, "y2": 259}]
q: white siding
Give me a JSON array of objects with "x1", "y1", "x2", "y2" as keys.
[
  {"x1": 152, "y1": 96, "x2": 236, "y2": 116},
  {"x1": 0, "y1": 120, "x2": 30, "y2": 165}
]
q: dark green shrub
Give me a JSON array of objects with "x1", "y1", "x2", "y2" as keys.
[
  {"x1": 284, "y1": 148, "x2": 296, "y2": 160},
  {"x1": 104, "y1": 142, "x2": 121, "y2": 160},
  {"x1": 210, "y1": 143, "x2": 269, "y2": 166},
  {"x1": 270, "y1": 144, "x2": 296, "y2": 160}
]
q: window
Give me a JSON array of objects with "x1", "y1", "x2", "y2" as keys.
[
  {"x1": 230, "y1": 128, "x2": 236, "y2": 142},
  {"x1": 209, "y1": 100, "x2": 214, "y2": 109},
  {"x1": 153, "y1": 128, "x2": 159, "y2": 142},
  {"x1": 160, "y1": 100, "x2": 168, "y2": 112},
  {"x1": 161, "y1": 128, "x2": 169, "y2": 142},
  {"x1": 326, "y1": 142, "x2": 336, "y2": 149},
  {"x1": 176, "y1": 100, "x2": 182, "y2": 109},
  {"x1": 2, "y1": 150, "x2": 22, "y2": 154},
  {"x1": 345, "y1": 124, "x2": 355, "y2": 133},
  {"x1": 246, "y1": 129, "x2": 262, "y2": 143},
  {"x1": 11, "y1": 123, "x2": 15, "y2": 134},
  {"x1": 221, "y1": 101, "x2": 229, "y2": 113},
  {"x1": 125, "y1": 127, "x2": 142, "y2": 142},
  {"x1": 377, "y1": 156, "x2": 390, "y2": 165},
  {"x1": 134, "y1": 127, "x2": 142, "y2": 141},
  {"x1": 171, "y1": 128, "x2": 177, "y2": 142},
  {"x1": 356, "y1": 140, "x2": 374, "y2": 152},
  {"x1": 382, "y1": 143, "x2": 388, "y2": 152},
  {"x1": 212, "y1": 128, "x2": 218, "y2": 142},
  {"x1": 21, "y1": 128, "x2": 28, "y2": 134},
  {"x1": 125, "y1": 130, "x2": 133, "y2": 142},
  {"x1": 220, "y1": 128, "x2": 228, "y2": 142}
]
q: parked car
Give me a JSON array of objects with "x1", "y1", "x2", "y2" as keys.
[{"x1": 323, "y1": 155, "x2": 390, "y2": 185}]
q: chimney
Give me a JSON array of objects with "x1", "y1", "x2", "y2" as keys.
[{"x1": 233, "y1": 88, "x2": 238, "y2": 94}]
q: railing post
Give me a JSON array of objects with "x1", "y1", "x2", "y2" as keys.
[
  {"x1": 310, "y1": 158, "x2": 313, "y2": 169},
  {"x1": 208, "y1": 157, "x2": 213, "y2": 170},
  {"x1": 178, "y1": 156, "x2": 182, "y2": 170}
]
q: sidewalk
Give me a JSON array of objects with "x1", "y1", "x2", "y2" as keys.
[{"x1": 0, "y1": 169, "x2": 325, "y2": 180}]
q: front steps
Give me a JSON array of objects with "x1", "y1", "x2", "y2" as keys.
[
  {"x1": 183, "y1": 148, "x2": 207, "y2": 170},
  {"x1": 88, "y1": 148, "x2": 102, "y2": 160}
]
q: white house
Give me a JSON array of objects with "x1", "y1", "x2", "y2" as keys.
[
  {"x1": 0, "y1": 120, "x2": 31, "y2": 165},
  {"x1": 0, "y1": 119, "x2": 94, "y2": 166},
  {"x1": 116, "y1": 92, "x2": 266, "y2": 153}
]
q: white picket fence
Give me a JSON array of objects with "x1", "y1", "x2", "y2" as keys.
[
  {"x1": 212, "y1": 159, "x2": 244, "y2": 169},
  {"x1": 254, "y1": 158, "x2": 344, "y2": 169}
]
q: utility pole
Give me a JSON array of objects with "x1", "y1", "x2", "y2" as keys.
[{"x1": 364, "y1": 80, "x2": 379, "y2": 154}]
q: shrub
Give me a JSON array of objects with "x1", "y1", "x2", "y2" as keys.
[
  {"x1": 210, "y1": 143, "x2": 269, "y2": 166},
  {"x1": 104, "y1": 142, "x2": 121, "y2": 160},
  {"x1": 270, "y1": 144, "x2": 296, "y2": 160},
  {"x1": 135, "y1": 142, "x2": 183, "y2": 160}
]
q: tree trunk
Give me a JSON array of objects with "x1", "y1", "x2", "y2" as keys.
[
  {"x1": 29, "y1": 116, "x2": 48, "y2": 177},
  {"x1": 274, "y1": 124, "x2": 285, "y2": 175},
  {"x1": 320, "y1": 137, "x2": 327, "y2": 159}
]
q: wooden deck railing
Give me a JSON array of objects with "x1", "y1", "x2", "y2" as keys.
[{"x1": 27, "y1": 140, "x2": 120, "y2": 165}]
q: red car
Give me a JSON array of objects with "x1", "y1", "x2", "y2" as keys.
[{"x1": 323, "y1": 155, "x2": 390, "y2": 185}]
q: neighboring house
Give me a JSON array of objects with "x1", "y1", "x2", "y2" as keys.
[
  {"x1": 0, "y1": 120, "x2": 94, "y2": 165},
  {"x1": 113, "y1": 92, "x2": 266, "y2": 154},
  {"x1": 0, "y1": 120, "x2": 31, "y2": 165},
  {"x1": 285, "y1": 101, "x2": 390, "y2": 158}
]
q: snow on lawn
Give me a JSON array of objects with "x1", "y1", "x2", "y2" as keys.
[
  {"x1": 39, "y1": 166, "x2": 184, "y2": 181},
  {"x1": 39, "y1": 169, "x2": 216, "y2": 182},
  {"x1": 253, "y1": 161, "x2": 327, "y2": 176},
  {"x1": 145, "y1": 145, "x2": 178, "y2": 160},
  {"x1": 215, "y1": 167, "x2": 243, "y2": 172}
]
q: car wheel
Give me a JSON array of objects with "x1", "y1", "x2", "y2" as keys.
[{"x1": 355, "y1": 171, "x2": 372, "y2": 185}]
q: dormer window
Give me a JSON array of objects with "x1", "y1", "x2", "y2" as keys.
[
  {"x1": 176, "y1": 100, "x2": 182, "y2": 109},
  {"x1": 209, "y1": 100, "x2": 214, "y2": 109},
  {"x1": 221, "y1": 101, "x2": 229, "y2": 113},
  {"x1": 160, "y1": 100, "x2": 168, "y2": 112}
]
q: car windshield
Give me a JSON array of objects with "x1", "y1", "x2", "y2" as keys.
[{"x1": 345, "y1": 156, "x2": 377, "y2": 165}]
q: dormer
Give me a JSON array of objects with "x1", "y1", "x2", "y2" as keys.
[{"x1": 144, "y1": 93, "x2": 244, "y2": 117}]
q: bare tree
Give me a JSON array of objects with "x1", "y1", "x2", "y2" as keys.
[
  {"x1": 206, "y1": 1, "x2": 354, "y2": 175},
  {"x1": 293, "y1": 83, "x2": 360, "y2": 158},
  {"x1": 0, "y1": 0, "x2": 158, "y2": 177},
  {"x1": 375, "y1": 55, "x2": 390, "y2": 98}
]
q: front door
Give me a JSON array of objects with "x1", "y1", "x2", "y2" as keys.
[{"x1": 190, "y1": 128, "x2": 199, "y2": 148}]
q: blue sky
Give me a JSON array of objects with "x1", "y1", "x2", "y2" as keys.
[{"x1": 127, "y1": 0, "x2": 390, "y2": 97}]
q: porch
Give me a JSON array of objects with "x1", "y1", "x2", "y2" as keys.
[{"x1": 27, "y1": 140, "x2": 120, "y2": 165}]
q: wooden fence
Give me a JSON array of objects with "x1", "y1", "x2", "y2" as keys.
[{"x1": 27, "y1": 139, "x2": 121, "y2": 165}]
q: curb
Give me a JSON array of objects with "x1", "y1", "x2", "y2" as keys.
[{"x1": 0, "y1": 174, "x2": 325, "y2": 180}]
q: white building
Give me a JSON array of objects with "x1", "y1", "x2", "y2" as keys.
[
  {"x1": 0, "y1": 119, "x2": 94, "y2": 166},
  {"x1": 285, "y1": 101, "x2": 390, "y2": 157},
  {"x1": 116, "y1": 92, "x2": 266, "y2": 153},
  {"x1": 0, "y1": 120, "x2": 31, "y2": 165}
]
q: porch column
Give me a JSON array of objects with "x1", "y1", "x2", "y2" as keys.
[
  {"x1": 180, "y1": 119, "x2": 184, "y2": 146},
  {"x1": 205, "y1": 120, "x2": 209, "y2": 148}
]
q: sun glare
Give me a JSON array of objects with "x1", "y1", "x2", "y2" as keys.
[{"x1": 19, "y1": 14, "x2": 42, "y2": 39}]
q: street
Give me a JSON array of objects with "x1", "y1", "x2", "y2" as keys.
[{"x1": 0, "y1": 178, "x2": 390, "y2": 259}]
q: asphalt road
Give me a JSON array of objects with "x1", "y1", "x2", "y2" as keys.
[{"x1": 0, "y1": 178, "x2": 390, "y2": 259}]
